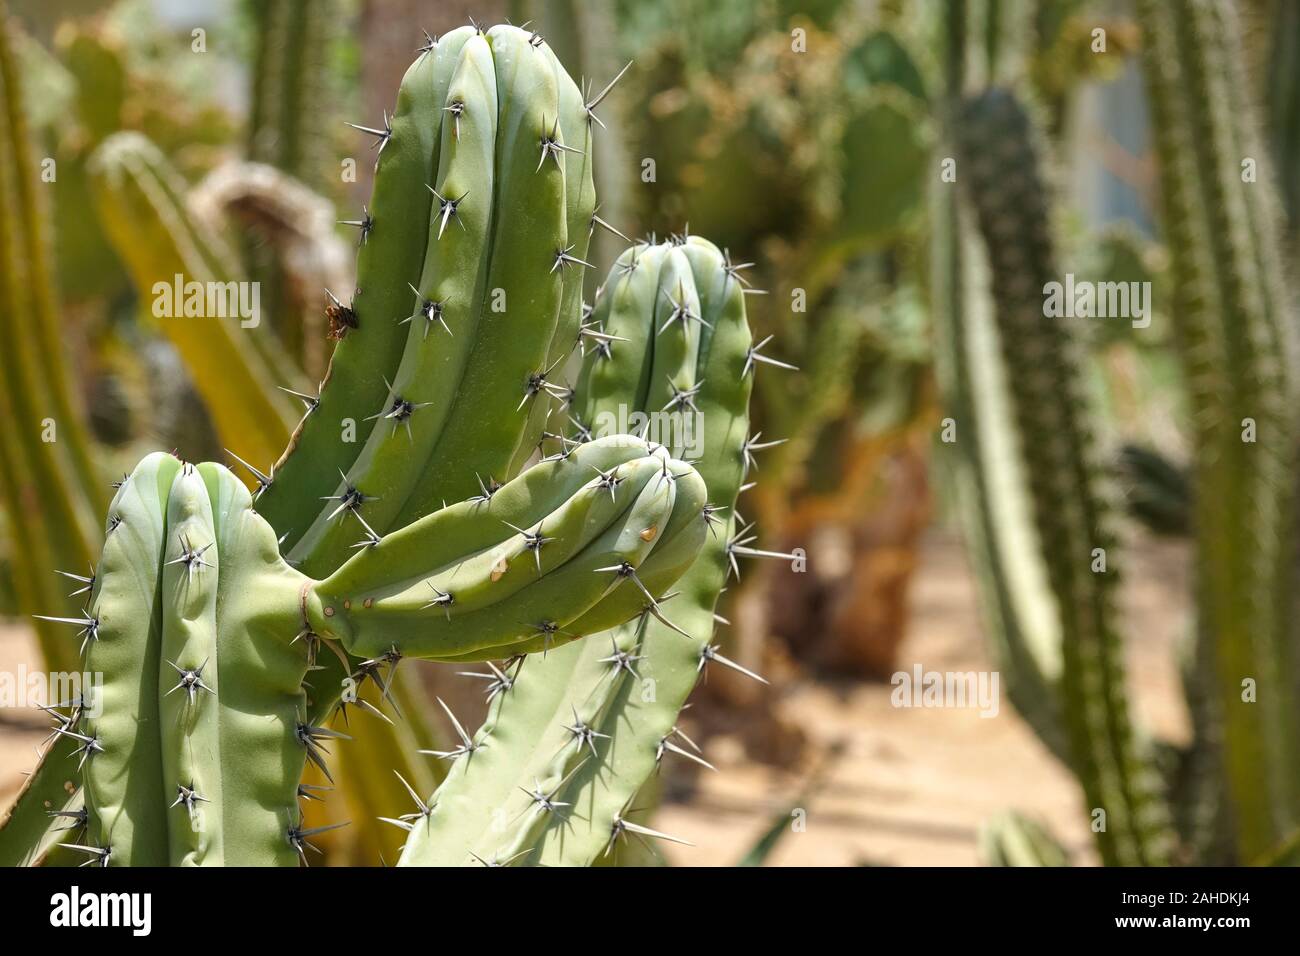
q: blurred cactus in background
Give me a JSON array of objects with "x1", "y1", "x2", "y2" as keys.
[{"x1": 933, "y1": 0, "x2": 1300, "y2": 867}]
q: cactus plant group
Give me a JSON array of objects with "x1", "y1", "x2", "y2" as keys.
[
  {"x1": 935, "y1": 0, "x2": 1300, "y2": 867},
  {"x1": 0, "y1": 18, "x2": 780, "y2": 868}
]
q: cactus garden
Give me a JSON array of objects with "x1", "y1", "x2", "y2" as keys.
[{"x1": 0, "y1": 0, "x2": 1296, "y2": 905}]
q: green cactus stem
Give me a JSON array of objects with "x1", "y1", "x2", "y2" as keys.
[
  {"x1": 955, "y1": 88, "x2": 1173, "y2": 866},
  {"x1": 1136, "y1": 0, "x2": 1300, "y2": 861}
]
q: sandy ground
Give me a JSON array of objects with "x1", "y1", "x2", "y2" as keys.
[{"x1": 0, "y1": 530, "x2": 1189, "y2": 866}]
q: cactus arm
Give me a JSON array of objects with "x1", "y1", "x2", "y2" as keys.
[
  {"x1": 955, "y1": 89, "x2": 1173, "y2": 866},
  {"x1": 1136, "y1": 0, "x2": 1300, "y2": 860},
  {"x1": 76, "y1": 454, "x2": 311, "y2": 866},
  {"x1": 257, "y1": 29, "x2": 473, "y2": 551},
  {"x1": 285, "y1": 34, "x2": 500, "y2": 573},
  {"x1": 307, "y1": 445, "x2": 690, "y2": 661},
  {"x1": 395, "y1": 238, "x2": 753, "y2": 867},
  {"x1": 393, "y1": 25, "x2": 570, "y2": 526},
  {"x1": 281, "y1": 27, "x2": 581, "y2": 577},
  {"x1": 528, "y1": 237, "x2": 754, "y2": 865}
]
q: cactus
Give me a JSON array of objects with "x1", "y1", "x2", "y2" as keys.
[
  {"x1": 978, "y1": 812, "x2": 1070, "y2": 867},
  {"x1": 27, "y1": 436, "x2": 700, "y2": 866},
  {"x1": 0, "y1": 7, "x2": 103, "y2": 675},
  {"x1": 255, "y1": 24, "x2": 600, "y2": 571},
  {"x1": 934, "y1": 0, "x2": 1300, "y2": 869},
  {"x1": 246, "y1": 0, "x2": 338, "y2": 186},
  {"x1": 1136, "y1": 0, "x2": 1300, "y2": 862},
  {"x1": 1, "y1": 19, "x2": 767, "y2": 869},
  {"x1": 244, "y1": 0, "x2": 343, "y2": 374},
  {"x1": 928, "y1": 3, "x2": 1069, "y2": 762},
  {"x1": 87, "y1": 132, "x2": 306, "y2": 468},
  {"x1": 392, "y1": 236, "x2": 775, "y2": 865},
  {"x1": 953, "y1": 89, "x2": 1174, "y2": 866}
]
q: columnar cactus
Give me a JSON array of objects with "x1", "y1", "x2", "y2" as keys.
[
  {"x1": 256, "y1": 24, "x2": 597, "y2": 575},
  {"x1": 247, "y1": 0, "x2": 338, "y2": 185},
  {"x1": 88, "y1": 132, "x2": 306, "y2": 469},
  {"x1": 0, "y1": 9, "x2": 103, "y2": 676},
  {"x1": 1136, "y1": 0, "x2": 1300, "y2": 862},
  {"x1": 954, "y1": 89, "x2": 1174, "y2": 867}
]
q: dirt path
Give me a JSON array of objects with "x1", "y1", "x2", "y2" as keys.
[
  {"x1": 0, "y1": 530, "x2": 1190, "y2": 866},
  {"x1": 655, "y1": 530, "x2": 1191, "y2": 866}
]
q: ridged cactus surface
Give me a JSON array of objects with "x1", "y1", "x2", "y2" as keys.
[{"x1": 257, "y1": 25, "x2": 596, "y2": 583}]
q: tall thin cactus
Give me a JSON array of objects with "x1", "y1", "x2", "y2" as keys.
[
  {"x1": 0, "y1": 6, "x2": 102, "y2": 675},
  {"x1": 1136, "y1": 0, "x2": 1300, "y2": 862}
]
